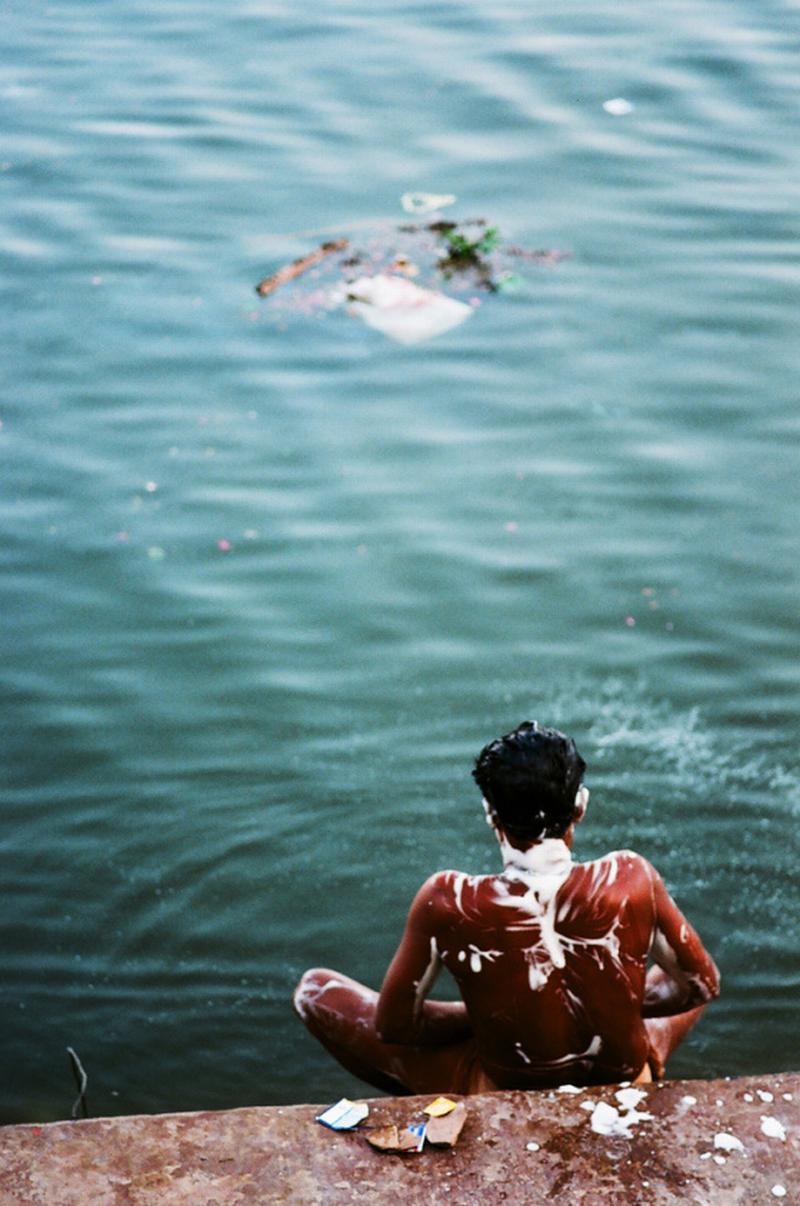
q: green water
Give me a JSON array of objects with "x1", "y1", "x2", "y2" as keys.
[{"x1": 1, "y1": 0, "x2": 798, "y2": 1122}]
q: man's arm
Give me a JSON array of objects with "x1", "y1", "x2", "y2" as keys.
[
  {"x1": 375, "y1": 874, "x2": 472, "y2": 1047},
  {"x1": 642, "y1": 863, "x2": 720, "y2": 1018}
]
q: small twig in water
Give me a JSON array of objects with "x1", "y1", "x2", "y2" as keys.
[
  {"x1": 255, "y1": 239, "x2": 349, "y2": 297},
  {"x1": 66, "y1": 1046, "x2": 89, "y2": 1119},
  {"x1": 504, "y1": 245, "x2": 570, "y2": 264}
]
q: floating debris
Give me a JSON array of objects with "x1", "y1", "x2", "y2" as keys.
[
  {"x1": 603, "y1": 97, "x2": 634, "y2": 116},
  {"x1": 436, "y1": 224, "x2": 500, "y2": 291},
  {"x1": 345, "y1": 274, "x2": 472, "y2": 344},
  {"x1": 400, "y1": 191, "x2": 456, "y2": 215},
  {"x1": 256, "y1": 240, "x2": 349, "y2": 297},
  {"x1": 253, "y1": 215, "x2": 568, "y2": 342},
  {"x1": 495, "y1": 272, "x2": 524, "y2": 292}
]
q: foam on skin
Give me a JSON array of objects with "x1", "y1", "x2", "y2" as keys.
[
  {"x1": 293, "y1": 975, "x2": 347, "y2": 1021},
  {"x1": 294, "y1": 784, "x2": 719, "y2": 1095},
  {"x1": 490, "y1": 838, "x2": 627, "y2": 992},
  {"x1": 492, "y1": 838, "x2": 572, "y2": 985},
  {"x1": 509, "y1": 1033, "x2": 602, "y2": 1072},
  {"x1": 444, "y1": 842, "x2": 634, "y2": 1002},
  {"x1": 648, "y1": 928, "x2": 717, "y2": 1006},
  {"x1": 466, "y1": 944, "x2": 503, "y2": 973},
  {"x1": 515, "y1": 1042, "x2": 532, "y2": 1064},
  {"x1": 413, "y1": 936, "x2": 440, "y2": 1020},
  {"x1": 451, "y1": 871, "x2": 483, "y2": 921}
]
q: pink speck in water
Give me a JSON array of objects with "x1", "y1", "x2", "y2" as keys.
[{"x1": 217, "y1": 539, "x2": 231, "y2": 552}]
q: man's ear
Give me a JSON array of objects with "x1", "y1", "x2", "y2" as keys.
[
  {"x1": 481, "y1": 797, "x2": 499, "y2": 831},
  {"x1": 573, "y1": 785, "x2": 589, "y2": 823}
]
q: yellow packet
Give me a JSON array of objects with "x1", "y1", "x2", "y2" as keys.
[{"x1": 424, "y1": 1096, "x2": 458, "y2": 1118}]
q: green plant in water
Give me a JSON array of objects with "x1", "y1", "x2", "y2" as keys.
[
  {"x1": 438, "y1": 224, "x2": 501, "y2": 290},
  {"x1": 443, "y1": 225, "x2": 500, "y2": 260}
]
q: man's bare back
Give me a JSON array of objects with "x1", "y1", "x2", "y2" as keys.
[{"x1": 295, "y1": 722, "x2": 719, "y2": 1094}]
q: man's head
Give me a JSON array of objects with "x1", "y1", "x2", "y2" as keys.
[{"x1": 472, "y1": 721, "x2": 587, "y2": 843}]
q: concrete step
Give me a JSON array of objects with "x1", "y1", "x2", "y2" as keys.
[{"x1": 0, "y1": 1072, "x2": 796, "y2": 1204}]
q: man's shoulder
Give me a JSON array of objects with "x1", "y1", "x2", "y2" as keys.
[
  {"x1": 420, "y1": 868, "x2": 486, "y2": 892},
  {"x1": 414, "y1": 869, "x2": 489, "y2": 910},
  {"x1": 585, "y1": 847, "x2": 650, "y2": 866},
  {"x1": 578, "y1": 849, "x2": 655, "y2": 889}
]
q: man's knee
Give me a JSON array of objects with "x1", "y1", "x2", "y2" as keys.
[{"x1": 293, "y1": 967, "x2": 339, "y2": 1024}]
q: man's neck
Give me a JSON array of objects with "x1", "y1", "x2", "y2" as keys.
[{"x1": 500, "y1": 836, "x2": 573, "y2": 884}]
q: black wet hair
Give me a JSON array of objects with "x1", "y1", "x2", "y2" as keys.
[{"x1": 472, "y1": 721, "x2": 587, "y2": 841}]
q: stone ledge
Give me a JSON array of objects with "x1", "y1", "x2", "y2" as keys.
[{"x1": 0, "y1": 1072, "x2": 797, "y2": 1204}]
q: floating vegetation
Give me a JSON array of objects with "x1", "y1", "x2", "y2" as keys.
[{"x1": 252, "y1": 208, "x2": 568, "y2": 343}]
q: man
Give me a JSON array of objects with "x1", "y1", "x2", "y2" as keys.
[{"x1": 294, "y1": 721, "x2": 719, "y2": 1093}]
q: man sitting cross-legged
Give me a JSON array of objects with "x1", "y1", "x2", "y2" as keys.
[{"x1": 294, "y1": 721, "x2": 720, "y2": 1094}]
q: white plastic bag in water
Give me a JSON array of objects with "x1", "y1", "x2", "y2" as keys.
[{"x1": 345, "y1": 273, "x2": 472, "y2": 345}]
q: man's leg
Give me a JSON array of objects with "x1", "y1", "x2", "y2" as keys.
[
  {"x1": 643, "y1": 1004, "x2": 708, "y2": 1079},
  {"x1": 293, "y1": 968, "x2": 480, "y2": 1095}
]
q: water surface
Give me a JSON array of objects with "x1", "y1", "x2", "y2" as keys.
[{"x1": 2, "y1": 0, "x2": 799, "y2": 1121}]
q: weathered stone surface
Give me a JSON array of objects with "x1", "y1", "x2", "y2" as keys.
[{"x1": 0, "y1": 1073, "x2": 796, "y2": 1204}]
